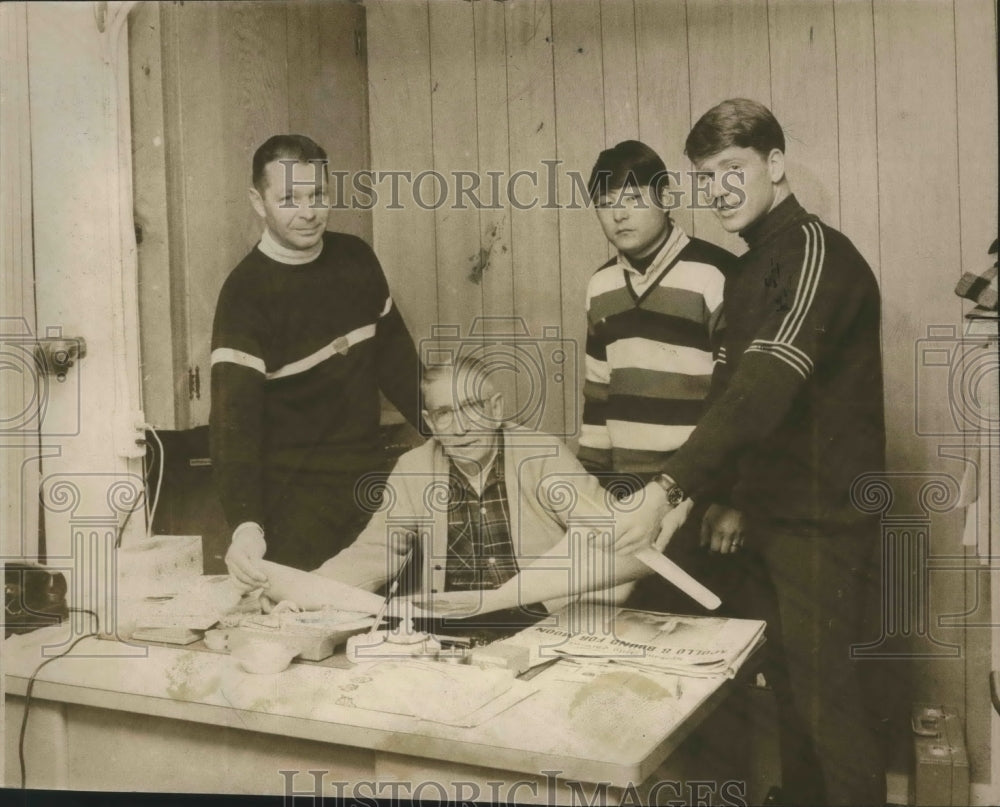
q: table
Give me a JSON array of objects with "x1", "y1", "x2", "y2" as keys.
[{"x1": 4, "y1": 620, "x2": 776, "y2": 802}]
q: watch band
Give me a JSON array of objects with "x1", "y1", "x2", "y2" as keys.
[{"x1": 651, "y1": 474, "x2": 686, "y2": 506}]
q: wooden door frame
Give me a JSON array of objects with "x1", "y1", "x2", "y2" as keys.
[{"x1": 1, "y1": 1, "x2": 42, "y2": 563}]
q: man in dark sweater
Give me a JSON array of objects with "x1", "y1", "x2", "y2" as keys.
[
  {"x1": 612, "y1": 100, "x2": 886, "y2": 805},
  {"x1": 212, "y1": 135, "x2": 422, "y2": 583}
]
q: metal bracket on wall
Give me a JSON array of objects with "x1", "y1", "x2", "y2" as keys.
[
  {"x1": 34, "y1": 337, "x2": 87, "y2": 382},
  {"x1": 188, "y1": 366, "x2": 201, "y2": 400}
]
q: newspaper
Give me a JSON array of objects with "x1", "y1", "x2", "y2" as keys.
[{"x1": 495, "y1": 608, "x2": 766, "y2": 680}]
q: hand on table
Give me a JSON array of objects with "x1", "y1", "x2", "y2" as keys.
[
  {"x1": 225, "y1": 522, "x2": 269, "y2": 590},
  {"x1": 699, "y1": 504, "x2": 746, "y2": 554}
]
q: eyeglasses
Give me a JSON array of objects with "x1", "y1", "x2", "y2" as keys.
[{"x1": 424, "y1": 395, "x2": 499, "y2": 431}]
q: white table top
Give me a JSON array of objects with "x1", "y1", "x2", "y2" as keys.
[{"x1": 4, "y1": 622, "x2": 737, "y2": 787}]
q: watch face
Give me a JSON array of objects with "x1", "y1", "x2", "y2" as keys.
[{"x1": 667, "y1": 486, "x2": 685, "y2": 506}]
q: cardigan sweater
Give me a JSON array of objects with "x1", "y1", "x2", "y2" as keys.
[{"x1": 318, "y1": 425, "x2": 618, "y2": 603}]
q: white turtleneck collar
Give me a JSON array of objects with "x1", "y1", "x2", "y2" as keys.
[{"x1": 258, "y1": 228, "x2": 324, "y2": 265}]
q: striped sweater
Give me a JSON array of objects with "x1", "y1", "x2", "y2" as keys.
[
  {"x1": 578, "y1": 226, "x2": 734, "y2": 479},
  {"x1": 209, "y1": 231, "x2": 422, "y2": 530},
  {"x1": 664, "y1": 195, "x2": 885, "y2": 526}
]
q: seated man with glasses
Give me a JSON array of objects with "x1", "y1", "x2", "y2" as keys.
[{"x1": 303, "y1": 354, "x2": 650, "y2": 616}]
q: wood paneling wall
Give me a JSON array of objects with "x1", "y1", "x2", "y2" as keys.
[{"x1": 367, "y1": 0, "x2": 998, "y2": 787}]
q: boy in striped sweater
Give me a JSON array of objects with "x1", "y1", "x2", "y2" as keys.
[{"x1": 578, "y1": 140, "x2": 742, "y2": 610}]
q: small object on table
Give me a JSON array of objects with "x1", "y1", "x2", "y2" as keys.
[
  {"x1": 130, "y1": 626, "x2": 202, "y2": 646},
  {"x1": 345, "y1": 630, "x2": 442, "y2": 663},
  {"x1": 232, "y1": 639, "x2": 298, "y2": 674},
  {"x1": 235, "y1": 609, "x2": 374, "y2": 661},
  {"x1": 469, "y1": 643, "x2": 531, "y2": 676},
  {"x1": 203, "y1": 628, "x2": 232, "y2": 652},
  {"x1": 435, "y1": 645, "x2": 471, "y2": 665},
  {"x1": 369, "y1": 546, "x2": 415, "y2": 635}
]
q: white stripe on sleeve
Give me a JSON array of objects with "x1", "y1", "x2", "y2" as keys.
[{"x1": 211, "y1": 348, "x2": 266, "y2": 375}]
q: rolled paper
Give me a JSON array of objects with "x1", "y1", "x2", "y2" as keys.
[
  {"x1": 258, "y1": 560, "x2": 387, "y2": 615},
  {"x1": 634, "y1": 547, "x2": 722, "y2": 611}
]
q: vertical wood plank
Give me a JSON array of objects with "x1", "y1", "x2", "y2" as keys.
[
  {"x1": 169, "y1": 2, "x2": 227, "y2": 426},
  {"x1": 367, "y1": 0, "x2": 437, "y2": 345},
  {"x1": 287, "y1": 0, "x2": 372, "y2": 243},
  {"x1": 218, "y1": 0, "x2": 290, "y2": 278},
  {"x1": 129, "y1": 4, "x2": 175, "y2": 428},
  {"x1": 158, "y1": 1, "x2": 196, "y2": 427},
  {"x1": 473, "y1": 0, "x2": 515, "y2": 327},
  {"x1": 0, "y1": 0, "x2": 41, "y2": 560},
  {"x1": 873, "y1": 0, "x2": 966, "y2": 712},
  {"x1": 180, "y1": 0, "x2": 290, "y2": 426},
  {"x1": 552, "y1": 0, "x2": 607, "y2": 443},
  {"x1": 429, "y1": 1, "x2": 484, "y2": 337},
  {"x1": 686, "y1": 0, "x2": 771, "y2": 254},
  {"x1": 635, "y1": 0, "x2": 693, "y2": 236},
  {"x1": 873, "y1": 0, "x2": 963, "y2": 467},
  {"x1": 180, "y1": 1, "x2": 291, "y2": 426},
  {"x1": 767, "y1": 0, "x2": 840, "y2": 228},
  {"x1": 470, "y1": 0, "x2": 523, "y2": 420},
  {"x1": 504, "y1": 0, "x2": 566, "y2": 437},
  {"x1": 954, "y1": 0, "x2": 998, "y2": 280},
  {"x1": 832, "y1": 0, "x2": 880, "y2": 283},
  {"x1": 953, "y1": 0, "x2": 999, "y2": 787},
  {"x1": 599, "y1": 0, "x2": 638, "y2": 146}
]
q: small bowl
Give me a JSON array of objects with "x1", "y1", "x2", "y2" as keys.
[{"x1": 232, "y1": 639, "x2": 297, "y2": 674}]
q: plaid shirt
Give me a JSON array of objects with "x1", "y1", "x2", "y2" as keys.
[{"x1": 444, "y1": 439, "x2": 519, "y2": 591}]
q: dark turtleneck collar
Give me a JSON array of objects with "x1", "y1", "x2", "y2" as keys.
[{"x1": 739, "y1": 194, "x2": 810, "y2": 250}]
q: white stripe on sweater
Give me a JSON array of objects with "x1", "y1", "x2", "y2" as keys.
[
  {"x1": 777, "y1": 221, "x2": 825, "y2": 345},
  {"x1": 746, "y1": 340, "x2": 813, "y2": 379},
  {"x1": 579, "y1": 423, "x2": 613, "y2": 450},
  {"x1": 607, "y1": 337, "x2": 714, "y2": 377},
  {"x1": 211, "y1": 348, "x2": 266, "y2": 374},
  {"x1": 606, "y1": 420, "x2": 696, "y2": 452},
  {"x1": 266, "y1": 323, "x2": 376, "y2": 380}
]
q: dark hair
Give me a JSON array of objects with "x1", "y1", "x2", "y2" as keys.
[
  {"x1": 587, "y1": 140, "x2": 671, "y2": 203},
  {"x1": 251, "y1": 134, "x2": 328, "y2": 191},
  {"x1": 684, "y1": 99, "x2": 785, "y2": 164}
]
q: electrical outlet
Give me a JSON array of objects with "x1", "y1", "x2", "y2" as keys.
[{"x1": 115, "y1": 410, "x2": 147, "y2": 459}]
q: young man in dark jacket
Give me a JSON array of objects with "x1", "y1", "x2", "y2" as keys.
[{"x1": 613, "y1": 99, "x2": 886, "y2": 806}]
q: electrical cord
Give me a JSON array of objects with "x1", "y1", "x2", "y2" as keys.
[
  {"x1": 18, "y1": 607, "x2": 100, "y2": 789},
  {"x1": 142, "y1": 434, "x2": 155, "y2": 528},
  {"x1": 114, "y1": 491, "x2": 141, "y2": 549},
  {"x1": 114, "y1": 423, "x2": 164, "y2": 547},
  {"x1": 144, "y1": 423, "x2": 164, "y2": 538}
]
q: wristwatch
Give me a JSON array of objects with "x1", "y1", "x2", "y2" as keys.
[{"x1": 651, "y1": 474, "x2": 686, "y2": 507}]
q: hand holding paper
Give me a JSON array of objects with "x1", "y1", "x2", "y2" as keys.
[{"x1": 257, "y1": 560, "x2": 391, "y2": 615}]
